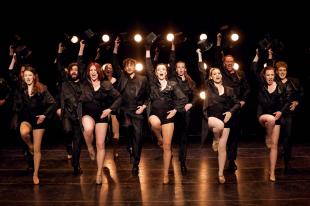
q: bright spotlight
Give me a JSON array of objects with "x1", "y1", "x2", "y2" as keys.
[
  {"x1": 166, "y1": 33, "x2": 174, "y2": 42},
  {"x1": 233, "y1": 63, "x2": 239, "y2": 71},
  {"x1": 135, "y1": 63, "x2": 143, "y2": 71},
  {"x1": 71, "y1": 36, "x2": 79, "y2": 44},
  {"x1": 231, "y1": 33, "x2": 239, "y2": 42},
  {"x1": 263, "y1": 63, "x2": 267, "y2": 68},
  {"x1": 200, "y1": 33, "x2": 208, "y2": 41},
  {"x1": 199, "y1": 91, "x2": 206, "y2": 100},
  {"x1": 134, "y1": 34, "x2": 142, "y2": 43},
  {"x1": 101, "y1": 34, "x2": 110, "y2": 43}
]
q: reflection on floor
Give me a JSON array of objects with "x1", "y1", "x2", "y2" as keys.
[{"x1": 0, "y1": 141, "x2": 310, "y2": 205}]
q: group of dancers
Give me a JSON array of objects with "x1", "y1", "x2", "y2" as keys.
[{"x1": 0, "y1": 32, "x2": 303, "y2": 185}]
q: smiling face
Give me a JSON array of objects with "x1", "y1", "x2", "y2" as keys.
[
  {"x1": 276, "y1": 66, "x2": 287, "y2": 80},
  {"x1": 176, "y1": 61, "x2": 186, "y2": 77},
  {"x1": 69, "y1": 65, "x2": 79, "y2": 80},
  {"x1": 223, "y1": 55, "x2": 235, "y2": 72},
  {"x1": 264, "y1": 68, "x2": 275, "y2": 85},
  {"x1": 103, "y1": 63, "x2": 113, "y2": 77},
  {"x1": 209, "y1": 68, "x2": 222, "y2": 84},
  {"x1": 124, "y1": 62, "x2": 135, "y2": 75},
  {"x1": 23, "y1": 70, "x2": 35, "y2": 85},
  {"x1": 89, "y1": 65, "x2": 99, "y2": 81},
  {"x1": 123, "y1": 58, "x2": 136, "y2": 76},
  {"x1": 155, "y1": 64, "x2": 168, "y2": 80}
]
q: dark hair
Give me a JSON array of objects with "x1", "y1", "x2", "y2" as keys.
[
  {"x1": 123, "y1": 58, "x2": 136, "y2": 67},
  {"x1": 68, "y1": 62, "x2": 78, "y2": 72}
]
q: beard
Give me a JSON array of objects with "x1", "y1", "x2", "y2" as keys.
[{"x1": 69, "y1": 74, "x2": 79, "y2": 81}]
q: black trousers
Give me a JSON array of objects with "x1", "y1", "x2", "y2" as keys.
[
  {"x1": 175, "y1": 111, "x2": 191, "y2": 164},
  {"x1": 123, "y1": 113, "x2": 144, "y2": 166},
  {"x1": 62, "y1": 117, "x2": 83, "y2": 168},
  {"x1": 281, "y1": 114, "x2": 293, "y2": 164},
  {"x1": 227, "y1": 112, "x2": 240, "y2": 161}
]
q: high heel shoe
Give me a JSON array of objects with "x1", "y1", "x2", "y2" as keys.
[
  {"x1": 163, "y1": 175, "x2": 169, "y2": 185},
  {"x1": 157, "y1": 139, "x2": 163, "y2": 148},
  {"x1": 113, "y1": 138, "x2": 119, "y2": 160},
  {"x1": 269, "y1": 172, "x2": 276, "y2": 182},
  {"x1": 212, "y1": 138, "x2": 219, "y2": 152},
  {"x1": 33, "y1": 175, "x2": 40, "y2": 185},
  {"x1": 29, "y1": 145, "x2": 34, "y2": 155},
  {"x1": 113, "y1": 151, "x2": 119, "y2": 160},
  {"x1": 96, "y1": 174, "x2": 102, "y2": 185},
  {"x1": 218, "y1": 175, "x2": 226, "y2": 184},
  {"x1": 88, "y1": 147, "x2": 96, "y2": 161}
]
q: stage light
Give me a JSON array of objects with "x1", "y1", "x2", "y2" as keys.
[
  {"x1": 231, "y1": 33, "x2": 239, "y2": 42},
  {"x1": 200, "y1": 33, "x2": 208, "y2": 41},
  {"x1": 199, "y1": 91, "x2": 206, "y2": 100},
  {"x1": 101, "y1": 34, "x2": 110, "y2": 43},
  {"x1": 166, "y1": 33, "x2": 174, "y2": 42},
  {"x1": 233, "y1": 63, "x2": 239, "y2": 71},
  {"x1": 264, "y1": 63, "x2": 267, "y2": 68},
  {"x1": 71, "y1": 36, "x2": 79, "y2": 44},
  {"x1": 135, "y1": 63, "x2": 143, "y2": 71},
  {"x1": 134, "y1": 34, "x2": 142, "y2": 43}
]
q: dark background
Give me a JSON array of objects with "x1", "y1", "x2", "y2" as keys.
[{"x1": 0, "y1": 1, "x2": 309, "y2": 144}]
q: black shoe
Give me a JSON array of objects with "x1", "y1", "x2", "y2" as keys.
[
  {"x1": 127, "y1": 147, "x2": 133, "y2": 163},
  {"x1": 73, "y1": 166, "x2": 83, "y2": 175},
  {"x1": 181, "y1": 162, "x2": 187, "y2": 175},
  {"x1": 228, "y1": 160, "x2": 237, "y2": 172},
  {"x1": 132, "y1": 165, "x2": 139, "y2": 176}
]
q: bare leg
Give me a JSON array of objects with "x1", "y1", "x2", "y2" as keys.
[
  {"x1": 95, "y1": 123, "x2": 108, "y2": 184},
  {"x1": 20, "y1": 121, "x2": 33, "y2": 153},
  {"x1": 162, "y1": 123, "x2": 174, "y2": 184},
  {"x1": 82, "y1": 115, "x2": 96, "y2": 160},
  {"x1": 32, "y1": 128, "x2": 45, "y2": 185},
  {"x1": 218, "y1": 128, "x2": 229, "y2": 178},
  {"x1": 259, "y1": 114, "x2": 276, "y2": 149},
  {"x1": 269, "y1": 125, "x2": 280, "y2": 181},
  {"x1": 149, "y1": 115, "x2": 163, "y2": 147}
]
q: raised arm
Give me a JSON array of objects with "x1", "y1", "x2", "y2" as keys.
[{"x1": 112, "y1": 37, "x2": 122, "y2": 79}]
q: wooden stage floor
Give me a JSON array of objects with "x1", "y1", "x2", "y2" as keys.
[{"x1": 0, "y1": 141, "x2": 310, "y2": 205}]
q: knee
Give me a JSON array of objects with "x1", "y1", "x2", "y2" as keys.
[
  {"x1": 218, "y1": 144, "x2": 226, "y2": 153},
  {"x1": 265, "y1": 117, "x2": 276, "y2": 127},
  {"x1": 213, "y1": 126, "x2": 224, "y2": 135},
  {"x1": 96, "y1": 142, "x2": 105, "y2": 150},
  {"x1": 33, "y1": 147, "x2": 41, "y2": 154},
  {"x1": 163, "y1": 143, "x2": 171, "y2": 152},
  {"x1": 20, "y1": 129, "x2": 30, "y2": 138},
  {"x1": 83, "y1": 127, "x2": 93, "y2": 136},
  {"x1": 270, "y1": 140, "x2": 278, "y2": 149}
]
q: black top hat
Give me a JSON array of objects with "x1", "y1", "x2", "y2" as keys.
[
  {"x1": 118, "y1": 32, "x2": 129, "y2": 42},
  {"x1": 197, "y1": 39, "x2": 213, "y2": 52},
  {"x1": 146, "y1": 32, "x2": 158, "y2": 45},
  {"x1": 174, "y1": 32, "x2": 187, "y2": 44}
]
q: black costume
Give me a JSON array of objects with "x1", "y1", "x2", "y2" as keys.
[
  {"x1": 145, "y1": 57, "x2": 188, "y2": 125},
  {"x1": 214, "y1": 46, "x2": 250, "y2": 167},
  {"x1": 112, "y1": 54, "x2": 149, "y2": 174},
  {"x1": 168, "y1": 50, "x2": 198, "y2": 172}
]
